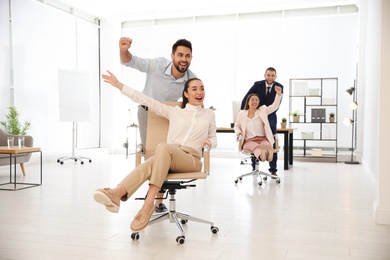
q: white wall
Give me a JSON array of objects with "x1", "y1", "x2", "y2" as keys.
[
  {"x1": 377, "y1": 0, "x2": 390, "y2": 225},
  {"x1": 360, "y1": 0, "x2": 390, "y2": 225}
]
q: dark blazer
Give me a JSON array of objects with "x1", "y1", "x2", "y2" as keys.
[{"x1": 241, "y1": 80, "x2": 284, "y2": 133}]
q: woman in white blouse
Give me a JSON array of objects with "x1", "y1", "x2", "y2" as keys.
[
  {"x1": 234, "y1": 86, "x2": 282, "y2": 162},
  {"x1": 94, "y1": 70, "x2": 217, "y2": 232}
]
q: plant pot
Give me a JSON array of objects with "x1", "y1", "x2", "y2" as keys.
[
  {"x1": 292, "y1": 116, "x2": 300, "y2": 123},
  {"x1": 281, "y1": 122, "x2": 287, "y2": 128},
  {"x1": 329, "y1": 117, "x2": 335, "y2": 123}
]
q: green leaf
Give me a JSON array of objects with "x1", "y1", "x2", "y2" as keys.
[{"x1": 0, "y1": 106, "x2": 31, "y2": 135}]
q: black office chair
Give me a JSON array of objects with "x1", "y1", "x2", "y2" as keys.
[{"x1": 234, "y1": 135, "x2": 281, "y2": 186}]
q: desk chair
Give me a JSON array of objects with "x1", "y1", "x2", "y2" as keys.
[
  {"x1": 234, "y1": 135, "x2": 281, "y2": 186},
  {"x1": 132, "y1": 102, "x2": 219, "y2": 245},
  {"x1": 232, "y1": 101, "x2": 252, "y2": 165}
]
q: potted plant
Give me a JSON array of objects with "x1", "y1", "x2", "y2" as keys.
[
  {"x1": 290, "y1": 110, "x2": 300, "y2": 123},
  {"x1": 329, "y1": 112, "x2": 335, "y2": 123},
  {"x1": 281, "y1": 117, "x2": 287, "y2": 128},
  {"x1": 0, "y1": 106, "x2": 31, "y2": 135}
]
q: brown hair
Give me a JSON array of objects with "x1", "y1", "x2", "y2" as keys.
[
  {"x1": 265, "y1": 67, "x2": 277, "y2": 74},
  {"x1": 172, "y1": 39, "x2": 192, "y2": 54}
]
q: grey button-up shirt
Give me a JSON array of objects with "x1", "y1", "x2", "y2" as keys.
[{"x1": 122, "y1": 55, "x2": 197, "y2": 101}]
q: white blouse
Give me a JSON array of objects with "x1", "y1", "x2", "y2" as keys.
[
  {"x1": 121, "y1": 85, "x2": 217, "y2": 156},
  {"x1": 245, "y1": 116, "x2": 265, "y2": 139}
]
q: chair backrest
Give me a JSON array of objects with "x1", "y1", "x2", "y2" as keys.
[
  {"x1": 137, "y1": 101, "x2": 210, "y2": 177},
  {"x1": 144, "y1": 101, "x2": 181, "y2": 159}
]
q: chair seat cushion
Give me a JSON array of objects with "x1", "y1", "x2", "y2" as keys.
[{"x1": 166, "y1": 172, "x2": 207, "y2": 180}]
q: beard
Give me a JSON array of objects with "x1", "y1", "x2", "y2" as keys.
[{"x1": 173, "y1": 61, "x2": 189, "y2": 73}]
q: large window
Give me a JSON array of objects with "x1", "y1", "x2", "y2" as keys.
[{"x1": 4, "y1": 0, "x2": 100, "y2": 153}]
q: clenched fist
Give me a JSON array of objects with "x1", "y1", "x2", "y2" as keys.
[{"x1": 119, "y1": 37, "x2": 132, "y2": 52}]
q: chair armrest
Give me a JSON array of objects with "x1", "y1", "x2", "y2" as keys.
[
  {"x1": 135, "y1": 144, "x2": 143, "y2": 166},
  {"x1": 273, "y1": 134, "x2": 279, "y2": 153},
  {"x1": 237, "y1": 135, "x2": 243, "y2": 152},
  {"x1": 203, "y1": 144, "x2": 210, "y2": 175},
  {"x1": 24, "y1": 135, "x2": 33, "y2": 147}
]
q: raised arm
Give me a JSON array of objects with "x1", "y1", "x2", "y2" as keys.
[
  {"x1": 119, "y1": 37, "x2": 133, "y2": 63},
  {"x1": 102, "y1": 70, "x2": 172, "y2": 118},
  {"x1": 265, "y1": 85, "x2": 283, "y2": 115},
  {"x1": 102, "y1": 70, "x2": 124, "y2": 91}
]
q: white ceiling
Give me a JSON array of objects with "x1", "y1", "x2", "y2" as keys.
[{"x1": 50, "y1": 0, "x2": 357, "y2": 21}]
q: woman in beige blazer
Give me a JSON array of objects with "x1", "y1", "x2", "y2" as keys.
[{"x1": 234, "y1": 86, "x2": 282, "y2": 161}]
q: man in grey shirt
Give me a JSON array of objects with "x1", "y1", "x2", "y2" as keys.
[
  {"x1": 119, "y1": 37, "x2": 196, "y2": 146},
  {"x1": 119, "y1": 37, "x2": 197, "y2": 213}
]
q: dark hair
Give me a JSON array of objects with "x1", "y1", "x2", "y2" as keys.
[
  {"x1": 172, "y1": 39, "x2": 192, "y2": 54},
  {"x1": 265, "y1": 67, "x2": 277, "y2": 74},
  {"x1": 244, "y1": 93, "x2": 260, "y2": 110},
  {"x1": 181, "y1": 78, "x2": 202, "y2": 108}
]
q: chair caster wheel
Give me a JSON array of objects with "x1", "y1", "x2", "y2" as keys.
[
  {"x1": 258, "y1": 182, "x2": 262, "y2": 186},
  {"x1": 131, "y1": 232, "x2": 139, "y2": 240},
  {"x1": 176, "y1": 236, "x2": 185, "y2": 244},
  {"x1": 81, "y1": 161, "x2": 84, "y2": 165},
  {"x1": 89, "y1": 159, "x2": 92, "y2": 163},
  {"x1": 60, "y1": 161, "x2": 64, "y2": 165},
  {"x1": 276, "y1": 179, "x2": 281, "y2": 184},
  {"x1": 211, "y1": 226, "x2": 219, "y2": 234},
  {"x1": 263, "y1": 176, "x2": 267, "y2": 181},
  {"x1": 181, "y1": 219, "x2": 188, "y2": 224},
  {"x1": 234, "y1": 179, "x2": 238, "y2": 184}
]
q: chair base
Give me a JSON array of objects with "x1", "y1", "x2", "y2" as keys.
[
  {"x1": 235, "y1": 169, "x2": 280, "y2": 186},
  {"x1": 131, "y1": 182, "x2": 219, "y2": 244},
  {"x1": 235, "y1": 156, "x2": 281, "y2": 186},
  {"x1": 240, "y1": 156, "x2": 252, "y2": 165},
  {"x1": 57, "y1": 156, "x2": 92, "y2": 165}
]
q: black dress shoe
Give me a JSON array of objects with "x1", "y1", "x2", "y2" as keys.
[
  {"x1": 155, "y1": 203, "x2": 168, "y2": 213},
  {"x1": 270, "y1": 172, "x2": 278, "y2": 179}
]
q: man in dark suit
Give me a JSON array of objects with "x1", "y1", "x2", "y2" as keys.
[{"x1": 241, "y1": 67, "x2": 284, "y2": 178}]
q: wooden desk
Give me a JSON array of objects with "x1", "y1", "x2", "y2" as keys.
[
  {"x1": 0, "y1": 146, "x2": 42, "y2": 191},
  {"x1": 216, "y1": 127, "x2": 295, "y2": 170}
]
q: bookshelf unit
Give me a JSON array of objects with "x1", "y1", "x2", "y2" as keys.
[{"x1": 289, "y1": 78, "x2": 338, "y2": 162}]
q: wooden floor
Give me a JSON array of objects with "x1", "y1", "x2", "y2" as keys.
[{"x1": 0, "y1": 152, "x2": 389, "y2": 260}]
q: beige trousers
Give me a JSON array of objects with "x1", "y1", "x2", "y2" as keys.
[{"x1": 119, "y1": 143, "x2": 202, "y2": 201}]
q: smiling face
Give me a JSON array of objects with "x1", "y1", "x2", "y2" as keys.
[
  {"x1": 171, "y1": 46, "x2": 192, "y2": 73},
  {"x1": 264, "y1": 69, "x2": 277, "y2": 85},
  {"x1": 248, "y1": 95, "x2": 260, "y2": 109},
  {"x1": 183, "y1": 79, "x2": 205, "y2": 106},
  {"x1": 244, "y1": 93, "x2": 260, "y2": 110}
]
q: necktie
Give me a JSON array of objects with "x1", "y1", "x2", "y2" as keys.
[
  {"x1": 266, "y1": 87, "x2": 271, "y2": 95},
  {"x1": 266, "y1": 87, "x2": 271, "y2": 104}
]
